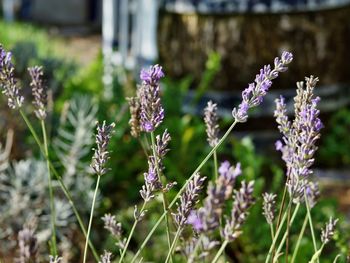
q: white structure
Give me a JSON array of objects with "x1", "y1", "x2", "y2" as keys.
[{"x1": 102, "y1": 0, "x2": 159, "y2": 98}]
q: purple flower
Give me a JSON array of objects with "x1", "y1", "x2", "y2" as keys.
[
  {"x1": 173, "y1": 173, "x2": 206, "y2": 228},
  {"x1": 140, "y1": 64, "x2": 164, "y2": 86},
  {"x1": 0, "y1": 45, "x2": 24, "y2": 109},
  {"x1": 275, "y1": 76, "x2": 323, "y2": 202},
  {"x1": 187, "y1": 210, "x2": 203, "y2": 231},
  {"x1": 275, "y1": 140, "x2": 283, "y2": 151},
  {"x1": 138, "y1": 65, "x2": 165, "y2": 132},
  {"x1": 232, "y1": 51, "x2": 293, "y2": 123}
]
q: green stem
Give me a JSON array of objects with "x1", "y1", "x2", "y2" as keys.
[
  {"x1": 165, "y1": 227, "x2": 182, "y2": 263},
  {"x1": 188, "y1": 235, "x2": 204, "y2": 263},
  {"x1": 213, "y1": 151, "x2": 218, "y2": 181},
  {"x1": 19, "y1": 110, "x2": 100, "y2": 261},
  {"x1": 212, "y1": 240, "x2": 229, "y2": 263},
  {"x1": 83, "y1": 175, "x2": 101, "y2": 263},
  {"x1": 285, "y1": 202, "x2": 292, "y2": 263},
  {"x1": 305, "y1": 190, "x2": 318, "y2": 256},
  {"x1": 131, "y1": 121, "x2": 238, "y2": 262},
  {"x1": 270, "y1": 224, "x2": 275, "y2": 240},
  {"x1": 265, "y1": 201, "x2": 292, "y2": 263},
  {"x1": 274, "y1": 203, "x2": 301, "y2": 262},
  {"x1": 150, "y1": 131, "x2": 173, "y2": 263},
  {"x1": 41, "y1": 121, "x2": 57, "y2": 256},
  {"x1": 119, "y1": 202, "x2": 147, "y2": 263},
  {"x1": 291, "y1": 215, "x2": 308, "y2": 263}
]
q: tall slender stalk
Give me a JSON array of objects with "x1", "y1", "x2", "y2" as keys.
[
  {"x1": 119, "y1": 201, "x2": 147, "y2": 263},
  {"x1": 83, "y1": 175, "x2": 101, "y2": 263},
  {"x1": 19, "y1": 110, "x2": 99, "y2": 261},
  {"x1": 274, "y1": 203, "x2": 301, "y2": 262},
  {"x1": 165, "y1": 228, "x2": 182, "y2": 263},
  {"x1": 131, "y1": 121, "x2": 238, "y2": 262},
  {"x1": 291, "y1": 215, "x2": 308, "y2": 263},
  {"x1": 150, "y1": 132, "x2": 173, "y2": 262},
  {"x1": 285, "y1": 203, "x2": 292, "y2": 263},
  {"x1": 305, "y1": 190, "x2": 318, "y2": 255},
  {"x1": 212, "y1": 240, "x2": 229, "y2": 263},
  {"x1": 265, "y1": 201, "x2": 292, "y2": 263},
  {"x1": 41, "y1": 121, "x2": 57, "y2": 256},
  {"x1": 213, "y1": 151, "x2": 218, "y2": 181}
]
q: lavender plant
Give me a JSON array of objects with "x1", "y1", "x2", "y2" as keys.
[{"x1": 0, "y1": 43, "x2": 345, "y2": 263}]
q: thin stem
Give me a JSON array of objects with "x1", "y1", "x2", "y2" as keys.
[
  {"x1": 119, "y1": 201, "x2": 147, "y2": 263},
  {"x1": 270, "y1": 224, "x2": 275, "y2": 240},
  {"x1": 41, "y1": 121, "x2": 57, "y2": 256},
  {"x1": 150, "y1": 131, "x2": 173, "y2": 263},
  {"x1": 212, "y1": 240, "x2": 229, "y2": 263},
  {"x1": 83, "y1": 175, "x2": 101, "y2": 263},
  {"x1": 165, "y1": 228, "x2": 182, "y2": 263},
  {"x1": 272, "y1": 181, "x2": 288, "y2": 261},
  {"x1": 265, "y1": 201, "x2": 292, "y2": 263},
  {"x1": 305, "y1": 190, "x2": 318, "y2": 255},
  {"x1": 274, "y1": 203, "x2": 301, "y2": 262},
  {"x1": 309, "y1": 244, "x2": 325, "y2": 263},
  {"x1": 131, "y1": 121, "x2": 238, "y2": 262},
  {"x1": 19, "y1": 110, "x2": 100, "y2": 261},
  {"x1": 213, "y1": 151, "x2": 218, "y2": 181},
  {"x1": 285, "y1": 203, "x2": 292, "y2": 263},
  {"x1": 188, "y1": 235, "x2": 204, "y2": 263},
  {"x1": 291, "y1": 215, "x2": 308, "y2": 263}
]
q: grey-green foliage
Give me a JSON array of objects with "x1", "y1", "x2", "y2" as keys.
[
  {"x1": 53, "y1": 95, "x2": 98, "y2": 213},
  {"x1": 0, "y1": 159, "x2": 73, "y2": 253}
]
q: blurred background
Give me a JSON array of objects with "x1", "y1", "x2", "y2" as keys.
[{"x1": 0, "y1": 0, "x2": 350, "y2": 262}]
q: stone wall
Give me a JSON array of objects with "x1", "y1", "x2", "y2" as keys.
[{"x1": 158, "y1": 5, "x2": 350, "y2": 91}]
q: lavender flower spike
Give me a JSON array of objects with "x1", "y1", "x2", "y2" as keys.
[
  {"x1": 91, "y1": 121, "x2": 115, "y2": 176},
  {"x1": 173, "y1": 172, "x2": 206, "y2": 227},
  {"x1": 262, "y1": 192, "x2": 277, "y2": 225},
  {"x1": 99, "y1": 251, "x2": 113, "y2": 263},
  {"x1": 222, "y1": 181, "x2": 255, "y2": 242},
  {"x1": 16, "y1": 225, "x2": 38, "y2": 263},
  {"x1": 127, "y1": 96, "x2": 141, "y2": 137},
  {"x1": 232, "y1": 51, "x2": 293, "y2": 123},
  {"x1": 28, "y1": 66, "x2": 47, "y2": 120},
  {"x1": 0, "y1": 44, "x2": 24, "y2": 109},
  {"x1": 102, "y1": 214, "x2": 123, "y2": 239},
  {"x1": 49, "y1": 255, "x2": 62, "y2": 263},
  {"x1": 204, "y1": 100, "x2": 219, "y2": 147},
  {"x1": 321, "y1": 217, "x2": 338, "y2": 244},
  {"x1": 139, "y1": 64, "x2": 165, "y2": 132}
]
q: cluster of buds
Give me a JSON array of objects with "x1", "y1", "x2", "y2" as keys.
[
  {"x1": 140, "y1": 129, "x2": 175, "y2": 202},
  {"x1": 172, "y1": 173, "x2": 206, "y2": 228},
  {"x1": 187, "y1": 161, "x2": 241, "y2": 232},
  {"x1": 275, "y1": 76, "x2": 323, "y2": 202},
  {"x1": 262, "y1": 192, "x2": 277, "y2": 225},
  {"x1": 16, "y1": 224, "x2": 38, "y2": 263},
  {"x1": 28, "y1": 66, "x2": 47, "y2": 120},
  {"x1": 204, "y1": 101, "x2": 219, "y2": 147},
  {"x1": 321, "y1": 217, "x2": 338, "y2": 244},
  {"x1": 127, "y1": 96, "x2": 141, "y2": 137},
  {"x1": 232, "y1": 51, "x2": 293, "y2": 123},
  {"x1": 139, "y1": 64, "x2": 165, "y2": 132},
  {"x1": 222, "y1": 181, "x2": 255, "y2": 241},
  {"x1": 0, "y1": 45, "x2": 24, "y2": 109},
  {"x1": 49, "y1": 256, "x2": 62, "y2": 263},
  {"x1": 101, "y1": 214, "x2": 125, "y2": 249},
  {"x1": 99, "y1": 251, "x2": 113, "y2": 263},
  {"x1": 91, "y1": 121, "x2": 115, "y2": 176}
]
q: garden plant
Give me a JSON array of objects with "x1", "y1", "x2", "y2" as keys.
[{"x1": 0, "y1": 42, "x2": 346, "y2": 263}]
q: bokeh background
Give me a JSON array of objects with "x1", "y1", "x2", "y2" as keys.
[{"x1": 0, "y1": 0, "x2": 350, "y2": 262}]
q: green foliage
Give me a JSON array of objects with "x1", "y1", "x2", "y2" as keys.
[{"x1": 319, "y1": 107, "x2": 350, "y2": 167}]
